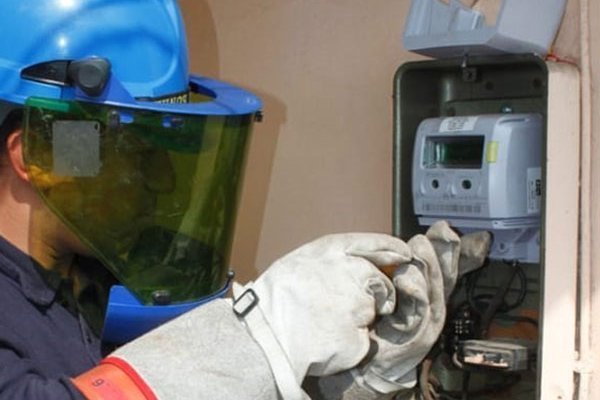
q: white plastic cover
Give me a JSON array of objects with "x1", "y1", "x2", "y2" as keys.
[{"x1": 403, "y1": 0, "x2": 567, "y2": 58}]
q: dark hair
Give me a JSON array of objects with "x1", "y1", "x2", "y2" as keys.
[{"x1": 0, "y1": 108, "x2": 23, "y2": 155}]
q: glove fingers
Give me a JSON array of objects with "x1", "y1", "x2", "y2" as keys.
[
  {"x1": 365, "y1": 275, "x2": 396, "y2": 315},
  {"x1": 372, "y1": 236, "x2": 446, "y2": 347},
  {"x1": 344, "y1": 235, "x2": 411, "y2": 316},
  {"x1": 346, "y1": 234, "x2": 412, "y2": 264},
  {"x1": 407, "y1": 235, "x2": 445, "y2": 320},
  {"x1": 342, "y1": 227, "x2": 489, "y2": 396},
  {"x1": 458, "y1": 230, "x2": 492, "y2": 276},
  {"x1": 347, "y1": 236, "x2": 412, "y2": 284},
  {"x1": 425, "y1": 220, "x2": 461, "y2": 300},
  {"x1": 387, "y1": 264, "x2": 428, "y2": 332}
]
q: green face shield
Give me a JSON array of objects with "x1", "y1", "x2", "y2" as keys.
[{"x1": 22, "y1": 97, "x2": 253, "y2": 304}]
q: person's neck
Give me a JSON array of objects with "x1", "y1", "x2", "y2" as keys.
[
  {"x1": 0, "y1": 173, "x2": 75, "y2": 277},
  {"x1": 28, "y1": 233, "x2": 75, "y2": 278}
]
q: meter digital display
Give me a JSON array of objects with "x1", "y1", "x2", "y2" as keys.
[
  {"x1": 424, "y1": 136, "x2": 484, "y2": 169},
  {"x1": 412, "y1": 114, "x2": 543, "y2": 262}
]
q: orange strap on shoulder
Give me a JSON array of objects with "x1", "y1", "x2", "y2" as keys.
[{"x1": 72, "y1": 356, "x2": 158, "y2": 400}]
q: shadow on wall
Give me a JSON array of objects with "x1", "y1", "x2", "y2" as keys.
[
  {"x1": 230, "y1": 88, "x2": 287, "y2": 283},
  {"x1": 180, "y1": 0, "x2": 219, "y2": 76},
  {"x1": 179, "y1": 0, "x2": 287, "y2": 283}
]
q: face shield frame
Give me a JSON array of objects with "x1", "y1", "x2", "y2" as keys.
[{"x1": 14, "y1": 61, "x2": 262, "y2": 342}]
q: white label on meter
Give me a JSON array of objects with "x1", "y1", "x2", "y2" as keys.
[
  {"x1": 439, "y1": 116, "x2": 478, "y2": 132},
  {"x1": 527, "y1": 167, "x2": 542, "y2": 214}
]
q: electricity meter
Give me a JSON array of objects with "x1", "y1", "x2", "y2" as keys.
[{"x1": 412, "y1": 113, "x2": 542, "y2": 262}]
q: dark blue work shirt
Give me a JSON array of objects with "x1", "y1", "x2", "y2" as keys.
[{"x1": 0, "y1": 235, "x2": 101, "y2": 399}]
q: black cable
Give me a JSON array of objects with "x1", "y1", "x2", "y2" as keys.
[
  {"x1": 479, "y1": 260, "x2": 522, "y2": 338},
  {"x1": 440, "y1": 262, "x2": 536, "y2": 400},
  {"x1": 464, "y1": 260, "x2": 529, "y2": 338},
  {"x1": 461, "y1": 371, "x2": 471, "y2": 400},
  {"x1": 503, "y1": 261, "x2": 528, "y2": 311},
  {"x1": 467, "y1": 262, "x2": 528, "y2": 313}
]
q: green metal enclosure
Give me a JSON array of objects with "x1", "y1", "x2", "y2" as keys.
[{"x1": 392, "y1": 54, "x2": 548, "y2": 399}]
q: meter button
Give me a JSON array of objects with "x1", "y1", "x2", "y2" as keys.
[
  {"x1": 431, "y1": 179, "x2": 440, "y2": 189},
  {"x1": 461, "y1": 179, "x2": 472, "y2": 190}
]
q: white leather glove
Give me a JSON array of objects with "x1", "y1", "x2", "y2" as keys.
[
  {"x1": 312, "y1": 221, "x2": 491, "y2": 399},
  {"x1": 232, "y1": 233, "x2": 413, "y2": 399},
  {"x1": 356, "y1": 221, "x2": 459, "y2": 393},
  {"x1": 72, "y1": 232, "x2": 411, "y2": 400}
]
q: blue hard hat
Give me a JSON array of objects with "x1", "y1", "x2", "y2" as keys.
[
  {"x1": 0, "y1": 0, "x2": 262, "y2": 319},
  {"x1": 0, "y1": 0, "x2": 261, "y2": 117},
  {"x1": 0, "y1": 0, "x2": 188, "y2": 106}
]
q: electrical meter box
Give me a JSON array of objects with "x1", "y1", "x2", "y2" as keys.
[
  {"x1": 391, "y1": 51, "x2": 550, "y2": 400},
  {"x1": 392, "y1": 54, "x2": 549, "y2": 400},
  {"x1": 393, "y1": 54, "x2": 547, "y2": 244},
  {"x1": 394, "y1": 3, "x2": 579, "y2": 399}
]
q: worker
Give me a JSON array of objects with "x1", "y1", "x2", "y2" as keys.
[{"x1": 0, "y1": 1, "x2": 490, "y2": 399}]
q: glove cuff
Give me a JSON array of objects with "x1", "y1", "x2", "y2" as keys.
[
  {"x1": 72, "y1": 356, "x2": 157, "y2": 400},
  {"x1": 233, "y1": 282, "x2": 309, "y2": 400}
]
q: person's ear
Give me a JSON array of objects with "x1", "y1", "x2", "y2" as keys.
[{"x1": 6, "y1": 129, "x2": 30, "y2": 182}]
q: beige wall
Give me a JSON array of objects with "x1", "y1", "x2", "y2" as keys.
[{"x1": 180, "y1": 0, "x2": 419, "y2": 282}]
